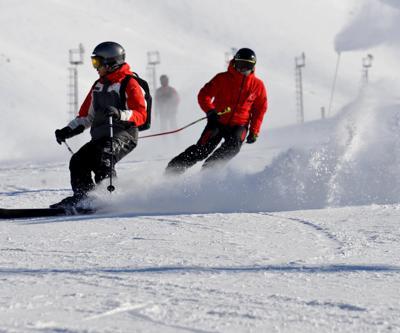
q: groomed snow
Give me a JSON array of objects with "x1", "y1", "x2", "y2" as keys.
[
  {"x1": 1, "y1": 83, "x2": 400, "y2": 331},
  {"x1": 1, "y1": 184, "x2": 400, "y2": 332}
]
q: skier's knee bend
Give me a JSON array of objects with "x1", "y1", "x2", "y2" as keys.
[
  {"x1": 221, "y1": 139, "x2": 243, "y2": 157},
  {"x1": 69, "y1": 153, "x2": 84, "y2": 173},
  {"x1": 229, "y1": 142, "x2": 242, "y2": 155},
  {"x1": 165, "y1": 143, "x2": 213, "y2": 175},
  {"x1": 177, "y1": 144, "x2": 209, "y2": 163},
  {"x1": 186, "y1": 143, "x2": 212, "y2": 161},
  {"x1": 165, "y1": 162, "x2": 186, "y2": 175},
  {"x1": 94, "y1": 166, "x2": 116, "y2": 184}
]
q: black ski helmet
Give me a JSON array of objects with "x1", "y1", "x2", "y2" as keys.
[
  {"x1": 233, "y1": 48, "x2": 257, "y2": 72},
  {"x1": 91, "y1": 41, "x2": 126, "y2": 70}
]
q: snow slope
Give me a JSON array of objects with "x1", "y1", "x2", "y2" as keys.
[
  {"x1": 1, "y1": 206, "x2": 400, "y2": 332},
  {"x1": 1, "y1": 82, "x2": 400, "y2": 332}
]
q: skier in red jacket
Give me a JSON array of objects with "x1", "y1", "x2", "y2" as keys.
[
  {"x1": 52, "y1": 41, "x2": 147, "y2": 209},
  {"x1": 166, "y1": 48, "x2": 268, "y2": 174}
]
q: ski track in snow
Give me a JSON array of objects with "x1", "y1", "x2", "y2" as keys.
[
  {"x1": 1, "y1": 205, "x2": 400, "y2": 332},
  {"x1": 262, "y1": 212, "x2": 347, "y2": 259}
]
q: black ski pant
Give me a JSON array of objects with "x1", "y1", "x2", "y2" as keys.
[
  {"x1": 166, "y1": 122, "x2": 247, "y2": 174},
  {"x1": 69, "y1": 129, "x2": 138, "y2": 196}
]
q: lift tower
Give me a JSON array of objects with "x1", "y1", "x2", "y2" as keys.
[
  {"x1": 146, "y1": 51, "x2": 161, "y2": 94},
  {"x1": 362, "y1": 54, "x2": 373, "y2": 85},
  {"x1": 295, "y1": 52, "x2": 306, "y2": 124},
  {"x1": 68, "y1": 43, "x2": 84, "y2": 119}
]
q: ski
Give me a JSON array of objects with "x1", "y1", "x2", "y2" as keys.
[{"x1": 0, "y1": 207, "x2": 96, "y2": 219}]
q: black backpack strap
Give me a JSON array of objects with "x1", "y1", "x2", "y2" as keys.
[
  {"x1": 92, "y1": 78, "x2": 100, "y2": 86},
  {"x1": 119, "y1": 75, "x2": 134, "y2": 109},
  {"x1": 131, "y1": 72, "x2": 151, "y2": 95},
  {"x1": 119, "y1": 73, "x2": 152, "y2": 131}
]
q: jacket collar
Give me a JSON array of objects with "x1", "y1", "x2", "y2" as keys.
[
  {"x1": 100, "y1": 63, "x2": 132, "y2": 83},
  {"x1": 228, "y1": 60, "x2": 255, "y2": 79}
]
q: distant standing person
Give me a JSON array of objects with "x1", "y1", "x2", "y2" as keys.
[
  {"x1": 155, "y1": 74, "x2": 179, "y2": 131},
  {"x1": 166, "y1": 48, "x2": 268, "y2": 174}
]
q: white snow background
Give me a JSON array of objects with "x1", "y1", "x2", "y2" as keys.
[{"x1": 1, "y1": 0, "x2": 400, "y2": 332}]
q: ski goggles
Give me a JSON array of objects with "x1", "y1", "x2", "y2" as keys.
[
  {"x1": 234, "y1": 59, "x2": 256, "y2": 71},
  {"x1": 91, "y1": 56, "x2": 104, "y2": 69}
]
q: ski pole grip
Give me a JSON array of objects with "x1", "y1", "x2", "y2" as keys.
[
  {"x1": 217, "y1": 107, "x2": 232, "y2": 116},
  {"x1": 109, "y1": 116, "x2": 114, "y2": 138}
]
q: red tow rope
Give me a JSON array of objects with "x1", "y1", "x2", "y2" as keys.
[{"x1": 139, "y1": 107, "x2": 232, "y2": 139}]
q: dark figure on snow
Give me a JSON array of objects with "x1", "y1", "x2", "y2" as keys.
[
  {"x1": 155, "y1": 74, "x2": 179, "y2": 131},
  {"x1": 52, "y1": 41, "x2": 147, "y2": 209},
  {"x1": 165, "y1": 48, "x2": 268, "y2": 174}
]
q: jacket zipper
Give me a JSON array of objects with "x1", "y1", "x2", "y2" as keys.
[{"x1": 228, "y1": 74, "x2": 246, "y2": 126}]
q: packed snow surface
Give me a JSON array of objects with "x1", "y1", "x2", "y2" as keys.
[
  {"x1": 1, "y1": 205, "x2": 400, "y2": 332},
  {"x1": 1, "y1": 84, "x2": 400, "y2": 332}
]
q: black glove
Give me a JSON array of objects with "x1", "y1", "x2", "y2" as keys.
[
  {"x1": 55, "y1": 125, "x2": 84, "y2": 145},
  {"x1": 206, "y1": 109, "x2": 219, "y2": 125},
  {"x1": 246, "y1": 132, "x2": 258, "y2": 144},
  {"x1": 55, "y1": 126, "x2": 73, "y2": 144},
  {"x1": 104, "y1": 106, "x2": 121, "y2": 120}
]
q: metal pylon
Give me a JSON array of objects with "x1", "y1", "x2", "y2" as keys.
[
  {"x1": 67, "y1": 67, "x2": 78, "y2": 119},
  {"x1": 295, "y1": 53, "x2": 306, "y2": 124}
]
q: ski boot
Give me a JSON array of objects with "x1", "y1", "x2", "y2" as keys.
[{"x1": 50, "y1": 193, "x2": 87, "y2": 211}]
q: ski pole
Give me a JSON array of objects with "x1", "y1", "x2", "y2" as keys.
[
  {"x1": 63, "y1": 141, "x2": 74, "y2": 155},
  {"x1": 107, "y1": 116, "x2": 116, "y2": 193},
  {"x1": 139, "y1": 107, "x2": 232, "y2": 139}
]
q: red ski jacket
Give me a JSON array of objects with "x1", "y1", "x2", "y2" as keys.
[
  {"x1": 198, "y1": 61, "x2": 268, "y2": 135},
  {"x1": 68, "y1": 63, "x2": 147, "y2": 134}
]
